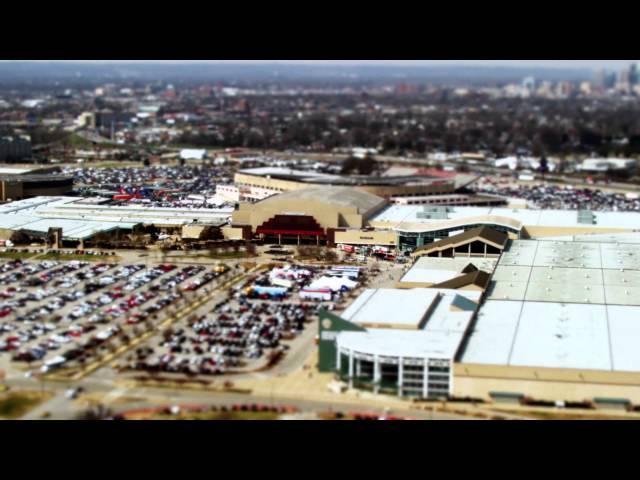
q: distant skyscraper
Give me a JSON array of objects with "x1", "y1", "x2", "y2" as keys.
[
  {"x1": 522, "y1": 76, "x2": 536, "y2": 95},
  {"x1": 605, "y1": 71, "x2": 617, "y2": 89},
  {"x1": 618, "y1": 68, "x2": 631, "y2": 93},
  {"x1": 593, "y1": 69, "x2": 606, "y2": 89},
  {"x1": 630, "y1": 63, "x2": 638, "y2": 86}
]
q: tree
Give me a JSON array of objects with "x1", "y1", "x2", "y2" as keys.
[
  {"x1": 245, "y1": 242, "x2": 257, "y2": 257},
  {"x1": 539, "y1": 156, "x2": 549, "y2": 179},
  {"x1": 75, "y1": 403, "x2": 114, "y2": 420},
  {"x1": 162, "y1": 327, "x2": 175, "y2": 341},
  {"x1": 322, "y1": 248, "x2": 338, "y2": 264}
]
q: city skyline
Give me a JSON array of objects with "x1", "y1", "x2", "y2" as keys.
[{"x1": 2, "y1": 60, "x2": 638, "y2": 70}]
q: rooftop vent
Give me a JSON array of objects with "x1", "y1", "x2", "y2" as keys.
[
  {"x1": 577, "y1": 210, "x2": 596, "y2": 225},
  {"x1": 416, "y1": 205, "x2": 452, "y2": 220}
]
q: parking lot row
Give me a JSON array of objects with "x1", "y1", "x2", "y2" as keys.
[{"x1": 0, "y1": 260, "x2": 231, "y2": 374}]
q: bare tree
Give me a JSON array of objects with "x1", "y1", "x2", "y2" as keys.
[
  {"x1": 245, "y1": 241, "x2": 257, "y2": 257},
  {"x1": 75, "y1": 403, "x2": 115, "y2": 420}
]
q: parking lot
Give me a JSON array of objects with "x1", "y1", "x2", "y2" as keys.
[
  {"x1": 119, "y1": 261, "x2": 382, "y2": 379},
  {"x1": 476, "y1": 178, "x2": 640, "y2": 211},
  {"x1": 0, "y1": 250, "x2": 390, "y2": 390},
  {"x1": 65, "y1": 164, "x2": 236, "y2": 207},
  {"x1": 0, "y1": 258, "x2": 232, "y2": 378}
]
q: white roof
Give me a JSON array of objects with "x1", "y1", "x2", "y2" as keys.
[
  {"x1": 508, "y1": 302, "x2": 611, "y2": 371},
  {"x1": 180, "y1": 149, "x2": 207, "y2": 159},
  {"x1": 541, "y1": 233, "x2": 640, "y2": 244},
  {"x1": 464, "y1": 237, "x2": 640, "y2": 373},
  {"x1": 0, "y1": 167, "x2": 33, "y2": 174},
  {"x1": 0, "y1": 196, "x2": 231, "y2": 240},
  {"x1": 0, "y1": 213, "x2": 136, "y2": 240},
  {"x1": 336, "y1": 288, "x2": 481, "y2": 359},
  {"x1": 309, "y1": 276, "x2": 357, "y2": 292},
  {"x1": 608, "y1": 306, "x2": 640, "y2": 371},
  {"x1": 337, "y1": 329, "x2": 463, "y2": 359},
  {"x1": 341, "y1": 288, "x2": 440, "y2": 328},
  {"x1": 462, "y1": 300, "x2": 640, "y2": 373},
  {"x1": 371, "y1": 204, "x2": 640, "y2": 231},
  {"x1": 18, "y1": 196, "x2": 233, "y2": 226}
]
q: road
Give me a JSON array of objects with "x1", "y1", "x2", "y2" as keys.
[{"x1": 5, "y1": 376, "x2": 470, "y2": 420}]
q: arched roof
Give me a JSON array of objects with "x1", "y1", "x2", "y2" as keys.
[{"x1": 259, "y1": 186, "x2": 386, "y2": 214}]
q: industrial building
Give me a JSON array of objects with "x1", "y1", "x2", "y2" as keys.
[
  {"x1": 0, "y1": 197, "x2": 137, "y2": 246},
  {"x1": 0, "y1": 196, "x2": 233, "y2": 247},
  {"x1": 0, "y1": 136, "x2": 32, "y2": 163},
  {"x1": 0, "y1": 165, "x2": 73, "y2": 201}
]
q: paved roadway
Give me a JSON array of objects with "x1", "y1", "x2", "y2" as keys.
[{"x1": 6, "y1": 376, "x2": 470, "y2": 420}]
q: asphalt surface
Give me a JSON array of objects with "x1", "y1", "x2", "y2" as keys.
[{"x1": 7, "y1": 376, "x2": 470, "y2": 420}]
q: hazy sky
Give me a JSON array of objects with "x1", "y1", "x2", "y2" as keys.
[{"x1": 9, "y1": 60, "x2": 639, "y2": 69}]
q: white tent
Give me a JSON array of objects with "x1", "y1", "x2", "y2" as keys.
[
  {"x1": 180, "y1": 149, "x2": 207, "y2": 160},
  {"x1": 309, "y1": 276, "x2": 357, "y2": 292}
]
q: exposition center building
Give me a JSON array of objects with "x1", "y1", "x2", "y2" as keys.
[
  {"x1": 227, "y1": 185, "x2": 640, "y2": 255},
  {"x1": 228, "y1": 186, "x2": 394, "y2": 246},
  {"x1": 319, "y1": 230, "x2": 640, "y2": 407}
]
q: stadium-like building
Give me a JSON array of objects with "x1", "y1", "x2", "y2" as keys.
[{"x1": 228, "y1": 186, "x2": 392, "y2": 246}]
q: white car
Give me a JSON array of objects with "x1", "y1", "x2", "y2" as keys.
[{"x1": 65, "y1": 387, "x2": 83, "y2": 399}]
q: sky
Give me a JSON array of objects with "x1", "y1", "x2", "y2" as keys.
[{"x1": 7, "y1": 60, "x2": 638, "y2": 69}]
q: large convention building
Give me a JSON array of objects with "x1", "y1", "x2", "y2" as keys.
[
  {"x1": 226, "y1": 185, "x2": 640, "y2": 255},
  {"x1": 319, "y1": 228, "x2": 640, "y2": 408},
  {"x1": 228, "y1": 186, "x2": 394, "y2": 246},
  {"x1": 228, "y1": 167, "x2": 499, "y2": 205}
]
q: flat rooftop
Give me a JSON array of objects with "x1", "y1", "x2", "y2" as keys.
[
  {"x1": 370, "y1": 204, "x2": 640, "y2": 231},
  {"x1": 0, "y1": 196, "x2": 232, "y2": 240},
  {"x1": 488, "y1": 239, "x2": 640, "y2": 305},
  {"x1": 341, "y1": 288, "x2": 441, "y2": 329},
  {"x1": 462, "y1": 238, "x2": 640, "y2": 373},
  {"x1": 336, "y1": 288, "x2": 481, "y2": 359},
  {"x1": 462, "y1": 300, "x2": 640, "y2": 372},
  {"x1": 337, "y1": 329, "x2": 465, "y2": 360},
  {"x1": 0, "y1": 212, "x2": 137, "y2": 240},
  {"x1": 1, "y1": 196, "x2": 234, "y2": 226},
  {"x1": 541, "y1": 232, "x2": 640, "y2": 244}
]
